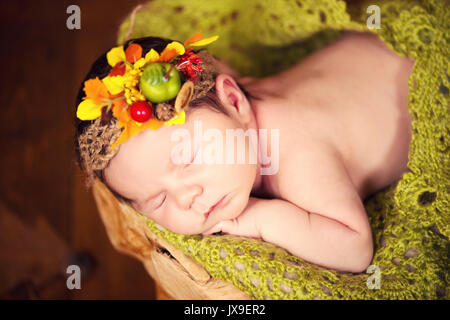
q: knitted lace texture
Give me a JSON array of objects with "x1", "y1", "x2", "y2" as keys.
[
  {"x1": 116, "y1": 0, "x2": 449, "y2": 299},
  {"x1": 78, "y1": 117, "x2": 122, "y2": 187}
]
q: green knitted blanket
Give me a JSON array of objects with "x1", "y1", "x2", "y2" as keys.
[{"x1": 117, "y1": 0, "x2": 449, "y2": 299}]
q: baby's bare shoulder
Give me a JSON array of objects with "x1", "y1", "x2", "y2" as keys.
[
  {"x1": 277, "y1": 142, "x2": 362, "y2": 216},
  {"x1": 274, "y1": 141, "x2": 371, "y2": 235}
]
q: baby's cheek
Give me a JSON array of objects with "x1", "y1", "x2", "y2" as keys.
[
  {"x1": 132, "y1": 203, "x2": 149, "y2": 217},
  {"x1": 158, "y1": 210, "x2": 201, "y2": 235}
]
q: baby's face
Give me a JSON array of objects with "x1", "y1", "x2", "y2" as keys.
[{"x1": 104, "y1": 106, "x2": 259, "y2": 234}]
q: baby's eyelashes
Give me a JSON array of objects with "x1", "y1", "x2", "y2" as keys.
[
  {"x1": 156, "y1": 192, "x2": 167, "y2": 209},
  {"x1": 133, "y1": 192, "x2": 167, "y2": 213},
  {"x1": 145, "y1": 192, "x2": 167, "y2": 212}
]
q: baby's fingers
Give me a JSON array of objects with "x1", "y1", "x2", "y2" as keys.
[
  {"x1": 201, "y1": 223, "x2": 224, "y2": 236},
  {"x1": 202, "y1": 220, "x2": 236, "y2": 236}
]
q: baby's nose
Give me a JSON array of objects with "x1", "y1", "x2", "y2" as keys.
[{"x1": 175, "y1": 184, "x2": 203, "y2": 211}]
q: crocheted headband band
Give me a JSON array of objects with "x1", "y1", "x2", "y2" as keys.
[{"x1": 76, "y1": 33, "x2": 220, "y2": 186}]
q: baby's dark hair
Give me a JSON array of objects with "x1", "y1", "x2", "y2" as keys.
[{"x1": 74, "y1": 36, "x2": 258, "y2": 204}]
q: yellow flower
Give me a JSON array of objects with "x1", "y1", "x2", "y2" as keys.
[
  {"x1": 189, "y1": 35, "x2": 219, "y2": 47},
  {"x1": 133, "y1": 58, "x2": 147, "y2": 69},
  {"x1": 106, "y1": 46, "x2": 126, "y2": 67},
  {"x1": 159, "y1": 41, "x2": 185, "y2": 62},
  {"x1": 102, "y1": 75, "x2": 126, "y2": 95},
  {"x1": 145, "y1": 48, "x2": 160, "y2": 62},
  {"x1": 164, "y1": 41, "x2": 185, "y2": 55},
  {"x1": 77, "y1": 99, "x2": 103, "y2": 120},
  {"x1": 184, "y1": 33, "x2": 219, "y2": 48},
  {"x1": 76, "y1": 77, "x2": 111, "y2": 120},
  {"x1": 164, "y1": 110, "x2": 186, "y2": 126},
  {"x1": 87, "y1": 33, "x2": 215, "y2": 148}
]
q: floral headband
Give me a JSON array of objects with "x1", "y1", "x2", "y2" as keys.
[{"x1": 76, "y1": 32, "x2": 219, "y2": 150}]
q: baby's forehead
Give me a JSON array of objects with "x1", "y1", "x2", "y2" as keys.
[
  {"x1": 109, "y1": 108, "x2": 225, "y2": 177},
  {"x1": 105, "y1": 129, "x2": 175, "y2": 200},
  {"x1": 119, "y1": 128, "x2": 178, "y2": 168}
]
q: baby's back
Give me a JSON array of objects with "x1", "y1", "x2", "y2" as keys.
[{"x1": 261, "y1": 31, "x2": 414, "y2": 200}]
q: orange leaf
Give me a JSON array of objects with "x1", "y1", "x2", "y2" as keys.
[
  {"x1": 158, "y1": 48, "x2": 178, "y2": 63},
  {"x1": 83, "y1": 77, "x2": 109, "y2": 104},
  {"x1": 111, "y1": 101, "x2": 164, "y2": 149},
  {"x1": 125, "y1": 43, "x2": 143, "y2": 63},
  {"x1": 110, "y1": 92, "x2": 125, "y2": 99},
  {"x1": 128, "y1": 121, "x2": 142, "y2": 138},
  {"x1": 112, "y1": 99, "x2": 130, "y2": 126},
  {"x1": 184, "y1": 32, "x2": 203, "y2": 48},
  {"x1": 129, "y1": 119, "x2": 164, "y2": 140},
  {"x1": 109, "y1": 62, "x2": 126, "y2": 76},
  {"x1": 111, "y1": 129, "x2": 129, "y2": 150},
  {"x1": 141, "y1": 118, "x2": 164, "y2": 130}
]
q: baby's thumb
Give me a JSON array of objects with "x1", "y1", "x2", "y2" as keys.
[
  {"x1": 202, "y1": 220, "x2": 235, "y2": 236},
  {"x1": 202, "y1": 222, "x2": 223, "y2": 236}
]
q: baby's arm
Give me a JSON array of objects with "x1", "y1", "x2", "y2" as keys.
[
  {"x1": 258, "y1": 198, "x2": 373, "y2": 273},
  {"x1": 204, "y1": 149, "x2": 374, "y2": 273},
  {"x1": 204, "y1": 197, "x2": 373, "y2": 273}
]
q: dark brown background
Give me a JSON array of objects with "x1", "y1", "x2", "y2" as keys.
[
  {"x1": 0, "y1": 0, "x2": 363, "y2": 300},
  {"x1": 0, "y1": 0, "x2": 156, "y2": 299}
]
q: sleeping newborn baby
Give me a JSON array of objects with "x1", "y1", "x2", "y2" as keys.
[{"x1": 78, "y1": 31, "x2": 414, "y2": 273}]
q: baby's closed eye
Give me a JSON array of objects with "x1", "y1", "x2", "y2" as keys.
[
  {"x1": 154, "y1": 192, "x2": 167, "y2": 209},
  {"x1": 134, "y1": 192, "x2": 167, "y2": 213}
]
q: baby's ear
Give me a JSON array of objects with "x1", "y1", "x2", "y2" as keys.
[{"x1": 215, "y1": 74, "x2": 252, "y2": 126}]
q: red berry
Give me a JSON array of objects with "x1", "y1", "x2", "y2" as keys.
[{"x1": 130, "y1": 101, "x2": 152, "y2": 123}]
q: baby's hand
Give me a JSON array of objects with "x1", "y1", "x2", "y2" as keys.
[{"x1": 202, "y1": 198, "x2": 262, "y2": 239}]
